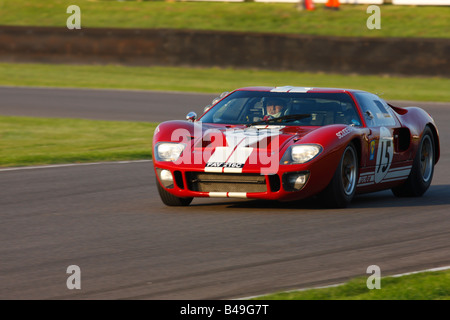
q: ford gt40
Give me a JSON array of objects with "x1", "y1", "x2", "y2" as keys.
[{"x1": 153, "y1": 86, "x2": 440, "y2": 208}]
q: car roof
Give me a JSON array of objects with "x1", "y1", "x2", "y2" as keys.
[{"x1": 235, "y1": 86, "x2": 366, "y2": 94}]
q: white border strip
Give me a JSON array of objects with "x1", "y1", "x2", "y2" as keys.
[
  {"x1": 238, "y1": 265, "x2": 450, "y2": 300},
  {"x1": 0, "y1": 160, "x2": 152, "y2": 172}
]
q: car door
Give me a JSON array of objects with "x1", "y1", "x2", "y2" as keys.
[{"x1": 354, "y1": 92, "x2": 407, "y2": 186}]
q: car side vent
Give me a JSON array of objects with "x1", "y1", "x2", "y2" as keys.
[
  {"x1": 394, "y1": 128, "x2": 411, "y2": 152},
  {"x1": 268, "y1": 174, "x2": 281, "y2": 192},
  {"x1": 174, "y1": 171, "x2": 184, "y2": 189}
]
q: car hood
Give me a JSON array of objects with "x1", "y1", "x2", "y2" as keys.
[
  {"x1": 195, "y1": 124, "x2": 318, "y2": 151},
  {"x1": 154, "y1": 120, "x2": 354, "y2": 174}
]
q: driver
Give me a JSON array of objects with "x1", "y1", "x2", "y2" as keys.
[{"x1": 264, "y1": 98, "x2": 286, "y2": 120}]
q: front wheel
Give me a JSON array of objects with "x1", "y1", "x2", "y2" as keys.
[
  {"x1": 392, "y1": 127, "x2": 435, "y2": 197},
  {"x1": 321, "y1": 142, "x2": 359, "y2": 208},
  {"x1": 156, "y1": 177, "x2": 193, "y2": 206}
]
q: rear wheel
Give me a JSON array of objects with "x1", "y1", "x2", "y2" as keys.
[
  {"x1": 156, "y1": 177, "x2": 193, "y2": 206},
  {"x1": 321, "y1": 142, "x2": 358, "y2": 208},
  {"x1": 392, "y1": 127, "x2": 435, "y2": 197}
]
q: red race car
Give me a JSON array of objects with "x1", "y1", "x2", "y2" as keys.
[{"x1": 153, "y1": 86, "x2": 440, "y2": 208}]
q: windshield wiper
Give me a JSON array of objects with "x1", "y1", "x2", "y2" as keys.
[{"x1": 246, "y1": 114, "x2": 311, "y2": 127}]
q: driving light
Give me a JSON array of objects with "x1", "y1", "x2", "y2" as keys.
[
  {"x1": 282, "y1": 145, "x2": 321, "y2": 164},
  {"x1": 159, "y1": 169, "x2": 174, "y2": 188},
  {"x1": 290, "y1": 174, "x2": 306, "y2": 189},
  {"x1": 160, "y1": 169, "x2": 173, "y2": 182},
  {"x1": 156, "y1": 143, "x2": 185, "y2": 162},
  {"x1": 282, "y1": 172, "x2": 310, "y2": 191}
]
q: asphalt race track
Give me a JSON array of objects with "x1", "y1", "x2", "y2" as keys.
[
  {"x1": 0, "y1": 86, "x2": 217, "y2": 122},
  {"x1": 1, "y1": 86, "x2": 449, "y2": 300}
]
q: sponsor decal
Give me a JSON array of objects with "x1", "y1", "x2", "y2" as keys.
[
  {"x1": 336, "y1": 127, "x2": 353, "y2": 139},
  {"x1": 374, "y1": 127, "x2": 394, "y2": 183},
  {"x1": 358, "y1": 174, "x2": 373, "y2": 185},
  {"x1": 357, "y1": 165, "x2": 412, "y2": 187},
  {"x1": 206, "y1": 162, "x2": 244, "y2": 169},
  {"x1": 369, "y1": 140, "x2": 376, "y2": 160}
]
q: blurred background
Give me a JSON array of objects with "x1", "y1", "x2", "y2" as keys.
[
  {"x1": 1, "y1": 0, "x2": 449, "y2": 84},
  {"x1": 0, "y1": 0, "x2": 449, "y2": 301}
]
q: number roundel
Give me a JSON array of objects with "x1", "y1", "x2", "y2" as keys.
[{"x1": 375, "y1": 127, "x2": 394, "y2": 183}]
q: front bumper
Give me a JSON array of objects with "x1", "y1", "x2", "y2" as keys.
[{"x1": 154, "y1": 161, "x2": 334, "y2": 202}]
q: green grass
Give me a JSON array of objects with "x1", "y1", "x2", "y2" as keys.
[
  {"x1": 0, "y1": 0, "x2": 449, "y2": 38},
  {"x1": 0, "y1": 116, "x2": 157, "y2": 167},
  {"x1": 1, "y1": 62, "x2": 449, "y2": 102},
  {"x1": 252, "y1": 270, "x2": 450, "y2": 300}
]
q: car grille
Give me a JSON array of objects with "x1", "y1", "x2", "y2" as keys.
[{"x1": 186, "y1": 172, "x2": 268, "y2": 193}]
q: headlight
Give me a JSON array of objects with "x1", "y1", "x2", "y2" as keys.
[
  {"x1": 281, "y1": 144, "x2": 322, "y2": 164},
  {"x1": 155, "y1": 143, "x2": 185, "y2": 162}
]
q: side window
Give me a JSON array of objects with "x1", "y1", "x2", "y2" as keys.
[
  {"x1": 212, "y1": 98, "x2": 247, "y2": 123},
  {"x1": 355, "y1": 93, "x2": 396, "y2": 127}
]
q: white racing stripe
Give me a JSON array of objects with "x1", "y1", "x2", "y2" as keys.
[
  {"x1": 227, "y1": 192, "x2": 248, "y2": 198},
  {"x1": 288, "y1": 87, "x2": 313, "y2": 93},
  {"x1": 384, "y1": 169, "x2": 411, "y2": 179},
  {"x1": 357, "y1": 165, "x2": 412, "y2": 186},
  {"x1": 205, "y1": 167, "x2": 224, "y2": 173},
  {"x1": 208, "y1": 192, "x2": 247, "y2": 198},
  {"x1": 389, "y1": 165, "x2": 413, "y2": 171},
  {"x1": 270, "y1": 86, "x2": 312, "y2": 93},
  {"x1": 270, "y1": 86, "x2": 295, "y2": 92},
  {"x1": 206, "y1": 146, "x2": 234, "y2": 164},
  {"x1": 205, "y1": 127, "x2": 281, "y2": 173},
  {"x1": 382, "y1": 165, "x2": 412, "y2": 182},
  {"x1": 208, "y1": 192, "x2": 228, "y2": 198},
  {"x1": 223, "y1": 168, "x2": 244, "y2": 173}
]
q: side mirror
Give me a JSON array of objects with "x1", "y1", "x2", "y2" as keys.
[
  {"x1": 365, "y1": 110, "x2": 374, "y2": 120},
  {"x1": 186, "y1": 111, "x2": 197, "y2": 122}
]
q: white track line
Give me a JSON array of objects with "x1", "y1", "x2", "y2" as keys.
[
  {"x1": 238, "y1": 265, "x2": 450, "y2": 300},
  {"x1": 0, "y1": 160, "x2": 152, "y2": 172}
]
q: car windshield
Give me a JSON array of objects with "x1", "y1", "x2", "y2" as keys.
[{"x1": 199, "y1": 91, "x2": 362, "y2": 127}]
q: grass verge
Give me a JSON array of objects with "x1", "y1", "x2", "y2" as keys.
[
  {"x1": 252, "y1": 269, "x2": 450, "y2": 300},
  {"x1": 1, "y1": 0, "x2": 449, "y2": 38},
  {"x1": 0, "y1": 116, "x2": 156, "y2": 167},
  {"x1": 1, "y1": 63, "x2": 449, "y2": 102}
]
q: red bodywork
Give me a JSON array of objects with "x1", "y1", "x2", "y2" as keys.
[{"x1": 153, "y1": 87, "x2": 440, "y2": 202}]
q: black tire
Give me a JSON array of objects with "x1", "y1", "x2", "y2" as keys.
[
  {"x1": 392, "y1": 126, "x2": 435, "y2": 197},
  {"x1": 321, "y1": 142, "x2": 359, "y2": 208},
  {"x1": 156, "y1": 177, "x2": 193, "y2": 206}
]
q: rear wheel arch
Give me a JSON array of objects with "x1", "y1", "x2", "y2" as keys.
[
  {"x1": 426, "y1": 123, "x2": 440, "y2": 164},
  {"x1": 391, "y1": 126, "x2": 435, "y2": 197}
]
